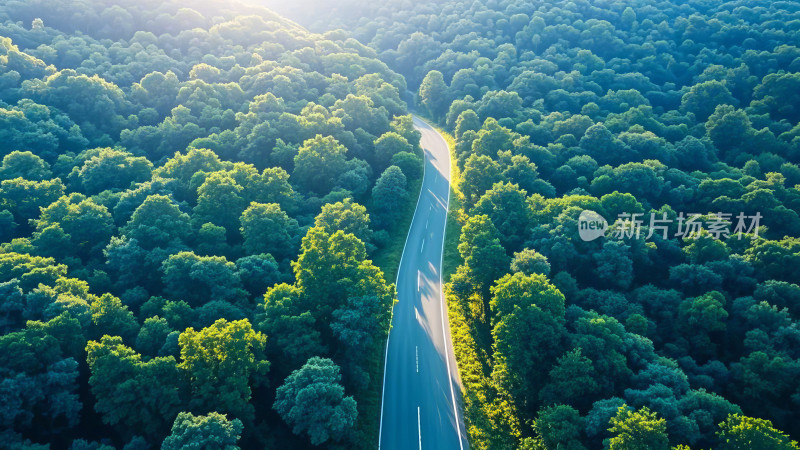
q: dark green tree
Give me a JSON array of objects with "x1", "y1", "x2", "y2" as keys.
[{"x1": 273, "y1": 356, "x2": 358, "y2": 445}]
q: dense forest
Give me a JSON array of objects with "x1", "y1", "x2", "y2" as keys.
[
  {"x1": 3, "y1": 0, "x2": 800, "y2": 448},
  {"x1": 0, "y1": 0, "x2": 426, "y2": 448},
  {"x1": 264, "y1": 0, "x2": 800, "y2": 449}
]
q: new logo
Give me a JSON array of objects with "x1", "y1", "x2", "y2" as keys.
[{"x1": 578, "y1": 210, "x2": 608, "y2": 241}]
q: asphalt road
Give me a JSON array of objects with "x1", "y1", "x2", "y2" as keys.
[{"x1": 378, "y1": 116, "x2": 468, "y2": 450}]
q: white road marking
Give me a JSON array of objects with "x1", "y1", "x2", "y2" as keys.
[
  {"x1": 420, "y1": 239, "x2": 424, "y2": 253},
  {"x1": 416, "y1": 346, "x2": 419, "y2": 373},
  {"x1": 418, "y1": 406, "x2": 422, "y2": 450}
]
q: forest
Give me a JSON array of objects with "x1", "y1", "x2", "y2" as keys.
[
  {"x1": 264, "y1": 0, "x2": 800, "y2": 449},
  {"x1": 2, "y1": 0, "x2": 800, "y2": 448},
  {"x1": 0, "y1": 0, "x2": 424, "y2": 448}
]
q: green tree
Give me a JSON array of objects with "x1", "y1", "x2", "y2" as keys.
[
  {"x1": 534, "y1": 405, "x2": 587, "y2": 450},
  {"x1": 419, "y1": 70, "x2": 449, "y2": 119},
  {"x1": 0, "y1": 151, "x2": 52, "y2": 181},
  {"x1": 492, "y1": 302, "x2": 565, "y2": 414},
  {"x1": 293, "y1": 135, "x2": 348, "y2": 195},
  {"x1": 193, "y1": 172, "x2": 245, "y2": 238},
  {"x1": 240, "y1": 202, "x2": 299, "y2": 260},
  {"x1": 459, "y1": 214, "x2": 510, "y2": 299},
  {"x1": 274, "y1": 356, "x2": 357, "y2": 445},
  {"x1": 89, "y1": 293, "x2": 139, "y2": 343},
  {"x1": 293, "y1": 226, "x2": 392, "y2": 323},
  {"x1": 331, "y1": 295, "x2": 392, "y2": 389},
  {"x1": 473, "y1": 182, "x2": 530, "y2": 251},
  {"x1": 374, "y1": 132, "x2": 412, "y2": 170},
  {"x1": 608, "y1": 405, "x2": 669, "y2": 450},
  {"x1": 539, "y1": 348, "x2": 600, "y2": 410},
  {"x1": 490, "y1": 272, "x2": 565, "y2": 321},
  {"x1": 717, "y1": 414, "x2": 799, "y2": 450},
  {"x1": 77, "y1": 148, "x2": 152, "y2": 194},
  {"x1": 86, "y1": 335, "x2": 183, "y2": 438},
  {"x1": 1, "y1": 177, "x2": 65, "y2": 222},
  {"x1": 122, "y1": 194, "x2": 191, "y2": 250},
  {"x1": 35, "y1": 194, "x2": 114, "y2": 260},
  {"x1": 162, "y1": 412, "x2": 243, "y2": 450},
  {"x1": 460, "y1": 154, "x2": 502, "y2": 208},
  {"x1": 511, "y1": 248, "x2": 551, "y2": 276},
  {"x1": 681, "y1": 80, "x2": 736, "y2": 122},
  {"x1": 314, "y1": 198, "x2": 373, "y2": 245},
  {"x1": 371, "y1": 166, "x2": 408, "y2": 228},
  {"x1": 178, "y1": 319, "x2": 268, "y2": 421},
  {"x1": 161, "y1": 252, "x2": 245, "y2": 306},
  {"x1": 259, "y1": 283, "x2": 326, "y2": 371}
]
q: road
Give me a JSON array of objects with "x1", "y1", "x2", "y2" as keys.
[{"x1": 378, "y1": 116, "x2": 468, "y2": 450}]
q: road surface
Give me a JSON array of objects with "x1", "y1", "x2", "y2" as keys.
[{"x1": 378, "y1": 116, "x2": 468, "y2": 450}]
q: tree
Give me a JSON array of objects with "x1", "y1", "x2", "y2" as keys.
[
  {"x1": 314, "y1": 198, "x2": 373, "y2": 245},
  {"x1": 492, "y1": 302, "x2": 566, "y2": 414},
  {"x1": 706, "y1": 105, "x2": 754, "y2": 157},
  {"x1": 752, "y1": 72, "x2": 800, "y2": 123},
  {"x1": 580, "y1": 124, "x2": 629, "y2": 166},
  {"x1": 259, "y1": 283, "x2": 327, "y2": 372},
  {"x1": 594, "y1": 240, "x2": 634, "y2": 290},
  {"x1": 122, "y1": 194, "x2": 191, "y2": 250},
  {"x1": 681, "y1": 80, "x2": 736, "y2": 122},
  {"x1": 473, "y1": 182, "x2": 530, "y2": 251},
  {"x1": 0, "y1": 321, "x2": 82, "y2": 436},
  {"x1": 1, "y1": 178, "x2": 65, "y2": 223},
  {"x1": 161, "y1": 252, "x2": 246, "y2": 306},
  {"x1": 455, "y1": 109, "x2": 481, "y2": 139},
  {"x1": 193, "y1": 172, "x2": 245, "y2": 238},
  {"x1": 178, "y1": 319, "x2": 268, "y2": 421},
  {"x1": 460, "y1": 154, "x2": 502, "y2": 208},
  {"x1": 458, "y1": 214, "x2": 509, "y2": 301},
  {"x1": 89, "y1": 293, "x2": 139, "y2": 343},
  {"x1": 490, "y1": 272, "x2": 566, "y2": 321},
  {"x1": 534, "y1": 405, "x2": 587, "y2": 450},
  {"x1": 371, "y1": 166, "x2": 408, "y2": 228},
  {"x1": 293, "y1": 135, "x2": 348, "y2": 195},
  {"x1": 472, "y1": 118, "x2": 515, "y2": 158},
  {"x1": 77, "y1": 148, "x2": 152, "y2": 194},
  {"x1": 608, "y1": 405, "x2": 669, "y2": 450},
  {"x1": 374, "y1": 132, "x2": 412, "y2": 169},
  {"x1": 717, "y1": 414, "x2": 799, "y2": 450},
  {"x1": 390, "y1": 151, "x2": 423, "y2": 180},
  {"x1": 240, "y1": 202, "x2": 299, "y2": 260},
  {"x1": 331, "y1": 295, "x2": 391, "y2": 389},
  {"x1": 0, "y1": 151, "x2": 52, "y2": 181},
  {"x1": 162, "y1": 412, "x2": 243, "y2": 450},
  {"x1": 292, "y1": 226, "x2": 392, "y2": 323},
  {"x1": 677, "y1": 291, "x2": 728, "y2": 359},
  {"x1": 235, "y1": 254, "x2": 281, "y2": 297},
  {"x1": 136, "y1": 316, "x2": 174, "y2": 357},
  {"x1": 86, "y1": 335, "x2": 183, "y2": 438},
  {"x1": 510, "y1": 248, "x2": 551, "y2": 276},
  {"x1": 419, "y1": 70, "x2": 449, "y2": 119},
  {"x1": 274, "y1": 357, "x2": 357, "y2": 445},
  {"x1": 35, "y1": 194, "x2": 114, "y2": 260},
  {"x1": 539, "y1": 348, "x2": 600, "y2": 410}
]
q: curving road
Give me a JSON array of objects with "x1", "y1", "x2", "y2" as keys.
[{"x1": 378, "y1": 116, "x2": 468, "y2": 450}]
